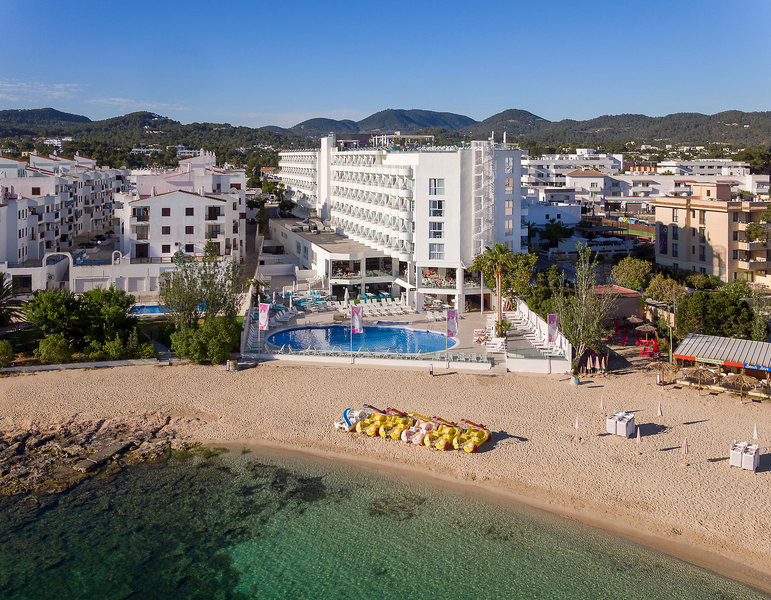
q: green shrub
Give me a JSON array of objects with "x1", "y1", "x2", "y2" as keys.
[
  {"x1": 170, "y1": 328, "x2": 208, "y2": 363},
  {"x1": 35, "y1": 334, "x2": 72, "y2": 365},
  {"x1": 138, "y1": 342, "x2": 157, "y2": 359},
  {"x1": 170, "y1": 317, "x2": 240, "y2": 364},
  {"x1": 103, "y1": 333, "x2": 127, "y2": 360},
  {"x1": 84, "y1": 339, "x2": 106, "y2": 361},
  {"x1": 0, "y1": 339, "x2": 13, "y2": 368}
]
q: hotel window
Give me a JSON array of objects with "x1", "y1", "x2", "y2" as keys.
[
  {"x1": 504, "y1": 178, "x2": 514, "y2": 194},
  {"x1": 429, "y1": 199, "x2": 444, "y2": 217},
  {"x1": 185, "y1": 225, "x2": 194, "y2": 235},
  {"x1": 672, "y1": 243, "x2": 678, "y2": 258},
  {"x1": 428, "y1": 178, "x2": 445, "y2": 195},
  {"x1": 733, "y1": 250, "x2": 739, "y2": 259},
  {"x1": 590, "y1": 182, "x2": 598, "y2": 188},
  {"x1": 429, "y1": 243, "x2": 445, "y2": 260},
  {"x1": 32, "y1": 187, "x2": 40, "y2": 196},
  {"x1": 672, "y1": 225, "x2": 678, "y2": 240},
  {"x1": 699, "y1": 246, "x2": 706, "y2": 261},
  {"x1": 429, "y1": 222, "x2": 444, "y2": 239},
  {"x1": 162, "y1": 226, "x2": 171, "y2": 235},
  {"x1": 505, "y1": 199, "x2": 513, "y2": 215},
  {"x1": 162, "y1": 244, "x2": 171, "y2": 254},
  {"x1": 504, "y1": 157, "x2": 514, "y2": 173},
  {"x1": 186, "y1": 207, "x2": 194, "y2": 216},
  {"x1": 699, "y1": 227, "x2": 706, "y2": 243},
  {"x1": 505, "y1": 219, "x2": 513, "y2": 235},
  {"x1": 672, "y1": 208, "x2": 679, "y2": 222},
  {"x1": 732, "y1": 211, "x2": 739, "y2": 222},
  {"x1": 185, "y1": 243, "x2": 194, "y2": 252},
  {"x1": 506, "y1": 240, "x2": 514, "y2": 250},
  {"x1": 699, "y1": 210, "x2": 706, "y2": 225},
  {"x1": 162, "y1": 207, "x2": 171, "y2": 217},
  {"x1": 733, "y1": 231, "x2": 739, "y2": 241}
]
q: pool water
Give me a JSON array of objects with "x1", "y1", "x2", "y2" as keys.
[
  {"x1": 128, "y1": 305, "x2": 165, "y2": 315},
  {"x1": 268, "y1": 325, "x2": 456, "y2": 354}
]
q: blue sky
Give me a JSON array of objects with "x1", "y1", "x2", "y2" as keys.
[{"x1": 1, "y1": 0, "x2": 769, "y2": 127}]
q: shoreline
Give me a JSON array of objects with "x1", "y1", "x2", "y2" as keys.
[
  {"x1": 210, "y1": 437, "x2": 771, "y2": 596},
  {"x1": 1, "y1": 362, "x2": 769, "y2": 594}
]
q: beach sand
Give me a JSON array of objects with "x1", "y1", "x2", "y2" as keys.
[{"x1": 1, "y1": 362, "x2": 769, "y2": 592}]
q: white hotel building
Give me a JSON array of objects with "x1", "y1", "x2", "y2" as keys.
[{"x1": 276, "y1": 135, "x2": 526, "y2": 310}]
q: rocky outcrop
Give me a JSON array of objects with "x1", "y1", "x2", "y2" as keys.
[{"x1": 0, "y1": 414, "x2": 205, "y2": 495}]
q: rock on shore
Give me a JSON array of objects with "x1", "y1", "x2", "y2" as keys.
[{"x1": 0, "y1": 414, "x2": 205, "y2": 495}]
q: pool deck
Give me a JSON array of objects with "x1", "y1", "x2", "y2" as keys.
[{"x1": 254, "y1": 306, "x2": 510, "y2": 374}]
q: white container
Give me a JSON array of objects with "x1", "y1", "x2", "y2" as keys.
[
  {"x1": 606, "y1": 414, "x2": 618, "y2": 434},
  {"x1": 730, "y1": 441, "x2": 746, "y2": 468},
  {"x1": 742, "y1": 445, "x2": 760, "y2": 472},
  {"x1": 616, "y1": 413, "x2": 635, "y2": 438}
]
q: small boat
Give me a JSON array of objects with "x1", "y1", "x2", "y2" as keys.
[
  {"x1": 423, "y1": 417, "x2": 461, "y2": 451},
  {"x1": 334, "y1": 407, "x2": 370, "y2": 432},
  {"x1": 453, "y1": 419, "x2": 491, "y2": 453},
  {"x1": 356, "y1": 404, "x2": 388, "y2": 436},
  {"x1": 401, "y1": 414, "x2": 435, "y2": 445},
  {"x1": 379, "y1": 408, "x2": 413, "y2": 440}
]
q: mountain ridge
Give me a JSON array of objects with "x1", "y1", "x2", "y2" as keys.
[{"x1": 1, "y1": 107, "x2": 770, "y2": 147}]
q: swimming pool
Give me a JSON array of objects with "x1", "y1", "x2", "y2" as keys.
[
  {"x1": 128, "y1": 305, "x2": 166, "y2": 316},
  {"x1": 268, "y1": 325, "x2": 456, "y2": 354}
]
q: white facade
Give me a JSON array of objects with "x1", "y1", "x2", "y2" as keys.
[
  {"x1": 521, "y1": 151, "x2": 624, "y2": 188},
  {"x1": 114, "y1": 189, "x2": 245, "y2": 261},
  {"x1": 0, "y1": 153, "x2": 127, "y2": 263},
  {"x1": 565, "y1": 169, "x2": 770, "y2": 209},
  {"x1": 277, "y1": 135, "x2": 526, "y2": 309}
]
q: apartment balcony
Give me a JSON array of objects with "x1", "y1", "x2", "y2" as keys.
[
  {"x1": 206, "y1": 226, "x2": 225, "y2": 238},
  {"x1": 735, "y1": 240, "x2": 767, "y2": 251},
  {"x1": 131, "y1": 214, "x2": 150, "y2": 224},
  {"x1": 205, "y1": 211, "x2": 225, "y2": 222},
  {"x1": 736, "y1": 259, "x2": 769, "y2": 271}
]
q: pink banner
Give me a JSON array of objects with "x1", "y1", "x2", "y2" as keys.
[
  {"x1": 351, "y1": 305, "x2": 363, "y2": 334},
  {"x1": 446, "y1": 309, "x2": 458, "y2": 338},
  {"x1": 258, "y1": 303, "x2": 270, "y2": 331},
  {"x1": 547, "y1": 313, "x2": 558, "y2": 343}
]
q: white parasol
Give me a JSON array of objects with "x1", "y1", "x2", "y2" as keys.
[
  {"x1": 753, "y1": 423, "x2": 758, "y2": 440},
  {"x1": 682, "y1": 437, "x2": 688, "y2": 455}
]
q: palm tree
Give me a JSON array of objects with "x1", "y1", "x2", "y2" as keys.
[
  {"x1": 0, "y1": 274, "x2": 22, "y2": 328},
  {"x1": 472, "y1": 243, "x2": 517, "y2": 331}
]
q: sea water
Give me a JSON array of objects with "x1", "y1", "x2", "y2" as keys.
[{"x1": 0, "y1": 450, "x2": 766, "y2": 600}]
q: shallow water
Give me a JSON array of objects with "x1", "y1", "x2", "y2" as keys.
[{"x1": 0, "y1": 451, "x2": 766, "y2": 600}]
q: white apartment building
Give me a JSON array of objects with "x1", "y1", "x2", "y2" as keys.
[
  {"x1": 114, "y1": 152, "x2": 246, "y2": 262},
  {"x1": 525, "y1": 188, "x2": 582, "y2": 228},
  {"x1": 0, "y1": 153, "x2": 128, "y2": 294},
  {"x1": 521, "y1": 149, "x2": 624, "y2": 189},
  {"x1": 277, "y1": 135, "x2": 526, "y2": 310},
  {"x1": 114, "y1": 190, "x2": 245, "y2": 261},
  {"x1": 564, "y1": 168, "x2": 769, "y2": 210}
]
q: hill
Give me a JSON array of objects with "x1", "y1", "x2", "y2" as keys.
[
  {"x1": 290, "y1": 118, "x2": 359, "y2": 137},
  {"x1": 464, "y1": 109, "x2": 549, "y2": 137},
  {"x1": 0, "y1": 107, "x2": 91, "y2": 128},
  {"x1": 356, "y1": 109, "x2": 477, "y2": 133}
]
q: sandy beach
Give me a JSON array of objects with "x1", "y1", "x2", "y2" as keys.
[{"x1": 1, "y1": 361, "x2": 769, "y2": 593}]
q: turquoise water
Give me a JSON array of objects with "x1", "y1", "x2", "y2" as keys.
[
  {"x1": 0, "y1": 450, "x2": 766, "y2": 600},
  {"x1": 268, "y1": 325, "x2": 456, "y2": 353}
]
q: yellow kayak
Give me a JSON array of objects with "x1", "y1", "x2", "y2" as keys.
[
  {"x1": 423, "y1": 417, "x2": 460, "y2": 451},
  {"x1": 379, "y1": 408, "x2": 413, "y2": 440},
  {"x1": 355, "y1": 404, "x2": 387, "y2": 436},
  {"x1": 453, "y1": 419, "x2": 491, "y2": 453}
]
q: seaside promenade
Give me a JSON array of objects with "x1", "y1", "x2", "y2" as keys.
[{"x1": 0, "y1": 361, "x2": 769, "y2": 593}]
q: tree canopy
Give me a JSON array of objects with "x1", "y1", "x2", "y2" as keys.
[{"x1": 611, "y1": 257, "x2": 653, "y2": 291}]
